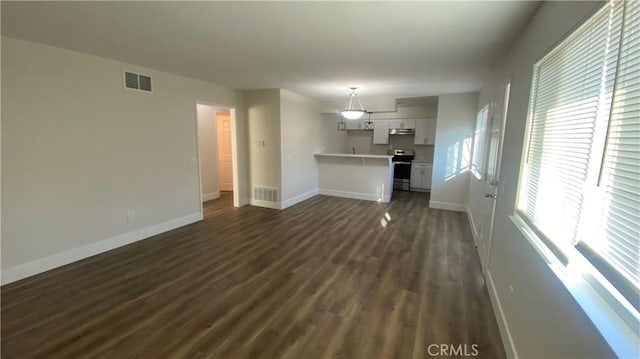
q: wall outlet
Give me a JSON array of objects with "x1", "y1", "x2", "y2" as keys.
[{"x1": 127, "y1": 210, "x2": 136, "y2": 221}]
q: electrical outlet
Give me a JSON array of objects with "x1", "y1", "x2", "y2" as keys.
[{"x1": 127, "y1": 210, "x2": 136, "y2": 221}]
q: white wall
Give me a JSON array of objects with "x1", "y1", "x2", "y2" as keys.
[
  {"x1": 245, "y1": 89, "x2": 341, "y2": 209},
  {"x1": 430, "y1": 92, "x2": 477, "y2": 211},
  {"x1": 317, "y1": 156, "x2": 393, "y2": 202},
  {"x1": 469, "y1": 1, "x2": 618, "y2": 358},
  {"x1": 245, "y1": 89, "x2": 282, "y2": 199},
  {"x1": 320, "y1": 114, "x2": 348, "y2": 154},
  {"x1": 280, "y1": 89, "x2": 323, "y2": 205},
  {"x1": 1, "y1": 37, "x2": 248, "y2": 281},
  {"x1": 196, "y1": 104, "x2": 220, "y2": 201}
]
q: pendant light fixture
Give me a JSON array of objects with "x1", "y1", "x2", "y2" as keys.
[{"x1": 340, "y1": 87, "x2": 367, "y2": 120}]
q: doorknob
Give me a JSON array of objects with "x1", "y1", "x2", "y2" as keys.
[{"x1": 485, "y1": 193, "x2": 497, "y2": 199}]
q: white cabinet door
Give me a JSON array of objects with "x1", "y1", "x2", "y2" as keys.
[
  {"x1": 423, "y1": 164, "x2": 433, "y2": 189},
  {"x1": 414, "y1": 119, "x2": 437, "y2": 145},
  {"x1": 388, "y1": 119, "x2": 402, "y2": 129},
  {"x1": 403, "y1": 119, "x2": 416, "y2": 129},
  {"x1": 411, "y1": 163, "x2": 433, "y2": 190},
  {"x1": 410, "y1": 165, "x2": 422, "y2": 188},
  {"x1": 373, "y1": 120, "x2": 389, "y2": 144},
  {"x1": 414, "y1": 120, "x2": 428, "y2": 145},
  {"x1": 425, "y1": 119, "x2": 437, "y2": 145},
  {"x1": 388, "y1": 119, "x2": 416, "y2": 129}
]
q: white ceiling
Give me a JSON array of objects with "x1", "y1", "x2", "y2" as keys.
[{"x1": 1, "y1": 1, "x2": 540, "y2": 101}]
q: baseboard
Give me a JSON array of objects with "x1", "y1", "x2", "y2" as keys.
[
  {"x1": 486, "y1": 270, "x2": 518, "y2": 359},
  {"x1": 280, "y1": 189, "x2": 319, "y2": 209},
  {"x1": 1, "y1": 212, "x2": 203, "y2": 285},
  {"x1": 318, "y1": 189, "x2": 390, "y2": 203},
  {"x1": 249, "y1": 199, "x2": 281, "y2": 210},
  {"x1": 203, "y1": 191, "x2": 221, "y2": 201},
  {"x1": 466, "y1": 205, "x2": 480, "y2": 246},
  {"x1": 429, "y1": 200, "x2": 467, "y2": 212},
  {"x1": 410, "y1": 187, "x2": 431, "y2": 193}
]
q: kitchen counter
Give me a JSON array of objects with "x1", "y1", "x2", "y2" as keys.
[
  {"x1": 314, "y1": 153, "x2": 392, "y2": 160},
  {"x1": 314, "y1": 153, "x2": 393, "y2": 202}
]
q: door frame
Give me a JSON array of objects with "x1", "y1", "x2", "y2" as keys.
[{"x1": 194, "y1": 101, "x2": 240, "y2": 214}]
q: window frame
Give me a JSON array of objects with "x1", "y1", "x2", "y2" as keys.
[
  {"x1": 471, "y1": 104, "x2": 490, "y2": 180},
  {"x1": 512, "y1": 0, "x2": 639, "y2": 353}
]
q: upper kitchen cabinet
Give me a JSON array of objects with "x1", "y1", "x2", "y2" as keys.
[
  {"x1": 373, "y1": 120, "x2": 390, "y2": 144},
  {"x1": 414, "y1": 118, "x2": 437, "y2": 145},
  {"x1": 388, "y1": 119, "x2": 416, "y2": 129}
]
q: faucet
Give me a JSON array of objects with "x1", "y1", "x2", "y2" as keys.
[{"x1": 351, "y1": 147, "x2": 356, "y2": 154}]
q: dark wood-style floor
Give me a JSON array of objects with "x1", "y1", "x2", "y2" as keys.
[{"x1": 1, "y1": 191, "x2": 505, "y2": 359}]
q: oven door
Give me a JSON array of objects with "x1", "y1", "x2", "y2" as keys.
[{"x1": 393, "y1": 161, "x2": 412, "y2": 190}]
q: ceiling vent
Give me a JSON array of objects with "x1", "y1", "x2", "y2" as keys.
[{"x1": 123, "y1": 71, "x2": 152, "y2": 92}]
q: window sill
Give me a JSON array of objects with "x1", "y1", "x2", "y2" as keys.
[{"x1": 509, "y1": 215, "x2": 639, "y2": 358}]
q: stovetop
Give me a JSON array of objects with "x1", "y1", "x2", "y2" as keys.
[{"x1": 389, "y1": 149, "x2": 415, "y2": 162}]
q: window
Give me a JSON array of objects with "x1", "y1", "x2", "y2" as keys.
[
  {"x1": 516, "y1": 0, "x2": 639, "y2": 319},
  {"x1": 471, "y1": 104, "x2": 489, "y2": 180}
]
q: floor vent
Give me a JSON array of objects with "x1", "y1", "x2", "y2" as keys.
[{"x1": 253, "y1": 186, "x2": 278, "y2": 203}]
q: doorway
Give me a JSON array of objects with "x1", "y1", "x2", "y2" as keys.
[
  {"x1": 478, "y1": 82, "x2": 511, "y2": 273},
  {"x1": 195, "y1": 102, "x2": 239, "y2": 211},
  {"x1": 216, "y1": 113, "x2": 234, "y2": 192}
]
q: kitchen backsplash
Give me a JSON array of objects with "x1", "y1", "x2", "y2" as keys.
[{"x1": 346, "y1": 131, "x2": 434, "y2": 162}]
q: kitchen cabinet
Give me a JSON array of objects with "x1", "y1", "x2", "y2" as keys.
[
  {"x1": 373, "y1": 120, "x2": 389, "y2": 144},
  {"x1": 411, "y1": 162, "x2": 433, "y2": 191},
  {"x1": 388, "y1": 119, "x2": 416, "y2": 129},
  {"x1": 414, "y1": 118, "x2": 437, "y2": 145}
]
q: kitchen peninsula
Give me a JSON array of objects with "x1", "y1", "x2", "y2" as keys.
[{"x1": 314, "y1": 153, "x2": 394, "y2": 202}]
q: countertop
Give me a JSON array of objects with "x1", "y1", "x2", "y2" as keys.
[{"x1": 314, "y1": 153, "x2": 393, "y2": 159}]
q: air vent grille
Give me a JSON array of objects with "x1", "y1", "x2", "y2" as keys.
[
  {"x1": 253, "y1": 186, "x2": 278, "y2": 203},
  {"x1": 123, "y1": 71, "x2": 152, "y2": 92}
]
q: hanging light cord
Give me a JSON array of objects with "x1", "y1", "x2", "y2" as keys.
[{"x1": 345, "y1": 87, "x2": 365, "y2": 111}]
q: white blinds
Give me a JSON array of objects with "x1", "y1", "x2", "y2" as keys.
[
  {"x1": 578, "y1": 0, "x2": 640, "y2": 308},
  {"x1": 518, "y1": 0, "x2": 639, "y2": 309}
]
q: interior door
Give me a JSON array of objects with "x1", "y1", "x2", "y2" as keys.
[
  {"x1": 478, "y1": 83, "x2": 510, "y2": 272},
  {"x1": 217, "y1": 114, "x2": 234, "y2": 192}
]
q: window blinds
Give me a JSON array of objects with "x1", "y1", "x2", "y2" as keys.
[{"x1": 518, "y1": 0, "x2": 639, "y2": 310}]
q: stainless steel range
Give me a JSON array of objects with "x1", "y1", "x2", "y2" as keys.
[{"x1": 390, "y1": 149, "x2": 415, "y2": 191}]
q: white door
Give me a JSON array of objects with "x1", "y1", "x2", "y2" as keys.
[
  {"x1": 478, "y1": 83, "x2": 510, "y2": 272},
  {"x1": 217, "y1": 114, "x2": 234, "y2": 192}
]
